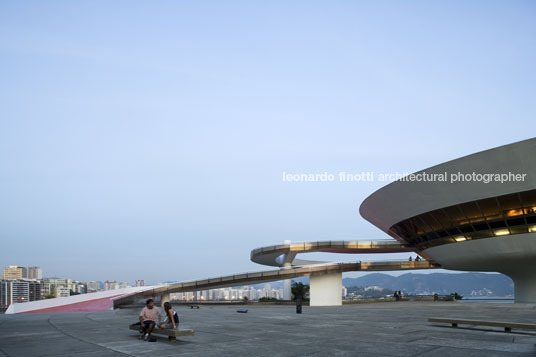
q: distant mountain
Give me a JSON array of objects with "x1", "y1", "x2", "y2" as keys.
[
  {"x1": 342, "y1": 272, "x2": 514, "y2": 297},
  {"x1": 241, "y1": 273, "x2": 513, "y2": 297},
  {"x1": 346, "y1": 286, "x2": 394, "y2": 299}
]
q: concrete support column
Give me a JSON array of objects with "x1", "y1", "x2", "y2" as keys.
[
  {"x1": 309, "y1": 272, "x2": 342, "y2": 306},
  {"x1": 502, "y1": 268, "x2": 536, "y2": 303},
  {"x1": 283, "y1": 279, "x2": 292, "y2": 301},
  {"x1": 282, "y1": 240, "x2": 293, "y2": 301},
  {"x1": 283, "y1": 262, "x2": 292, "y2": 301},
  {"x1": 513, "y1": 277, "x2": 536, "y2": 303},
  {"x1": 160, "y1": 292, "x2": 171, "y2": 307}
]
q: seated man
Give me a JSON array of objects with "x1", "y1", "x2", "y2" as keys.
[{"x1": 139, "y1": 299, "x2": 161, "y2": 340}]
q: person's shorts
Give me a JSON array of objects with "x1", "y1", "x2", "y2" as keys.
[
  {"x1": 140, "y1": 320, "x2": 155, "y2": 332},
  {"x1": 163, "y1": 322, "x2": 177, "y2": 329}
]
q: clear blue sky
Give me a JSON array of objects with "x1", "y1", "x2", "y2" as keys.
[{"x1": 1, "y1": 1, "x2": 535, "y2": 284}]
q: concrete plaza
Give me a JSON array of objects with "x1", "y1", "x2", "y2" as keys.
[{"x1": 1, "y1": 302, "x2": 535, "y2": 356}]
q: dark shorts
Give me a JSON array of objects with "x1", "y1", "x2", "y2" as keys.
[{"x1": 140, "y1": 320, "x2": 155, "y2": 332}]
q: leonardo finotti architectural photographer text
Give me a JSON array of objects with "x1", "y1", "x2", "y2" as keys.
[{"x1": 282, "y1": 171, "x2": 527, "y2": 184}]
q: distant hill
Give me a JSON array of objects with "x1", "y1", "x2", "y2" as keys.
[
  {"x1": 244, "y1": 272, "x2": 513, "y2": 297},
  {"x1": 342, "y1": 272, "x2": 514, "y2": 297}
]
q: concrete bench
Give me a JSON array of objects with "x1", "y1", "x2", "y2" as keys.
[
  {"x1": 129, "y1": 324, "x2": 194, "y2": 341},
  {"x1": 428, "y1": 317, "x2": 536, "y2": 333}
]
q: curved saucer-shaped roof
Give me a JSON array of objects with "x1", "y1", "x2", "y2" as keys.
[{"x1": 359, "y1": 138, "x2": 536, "y2": 236}]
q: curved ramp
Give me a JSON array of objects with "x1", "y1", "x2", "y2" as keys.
[
  {"x1": 250, "y1": 240, "x2": 414, "y2": 267},
  {"x1": 8, "y1": 240, "x2": 439, "y2": 313},
  {"x1": 113, "y1": 259, "x2": 439, "y2": 306}
]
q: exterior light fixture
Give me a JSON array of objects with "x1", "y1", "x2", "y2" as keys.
[
  {"x1": 454, "y1": 236, "x2": 467, "y2": 242},
  {"x1": 494, "y1": 229, "x2": 510, "y2": 236}
]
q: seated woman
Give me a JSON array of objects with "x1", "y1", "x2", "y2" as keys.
[{"x1": 160, "y1": 301, "x2": 179, "y2": 330}]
